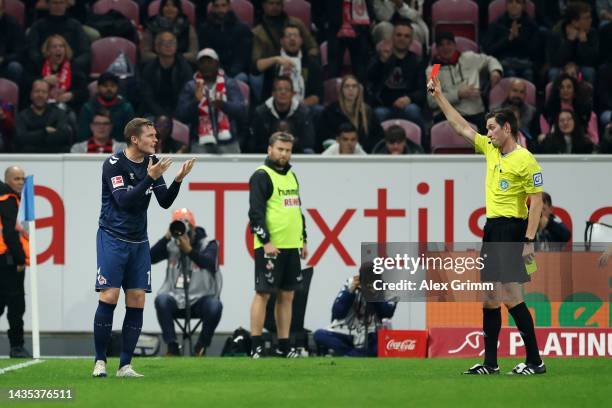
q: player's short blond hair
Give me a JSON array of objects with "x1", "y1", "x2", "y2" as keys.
[{"x1": 124, "y1": 118, "x2": 154, "y2": 145}]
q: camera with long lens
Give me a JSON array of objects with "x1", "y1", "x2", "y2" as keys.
[{"x1": 169, "y1": 219, "x2": 191, "y2": 238}]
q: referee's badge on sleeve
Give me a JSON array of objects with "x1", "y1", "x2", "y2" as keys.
[
  {"x1": 533, "y1": 172, "x2": 543, "y2": 187},
  {"x1": 111, "y1": 175, "x2": 124, "y2": 188}
]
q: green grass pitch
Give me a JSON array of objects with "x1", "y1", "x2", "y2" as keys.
[{"x1": 1, "y1": 357, "x2": 610, "y2": 407}]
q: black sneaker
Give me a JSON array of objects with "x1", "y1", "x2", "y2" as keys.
[
  {"x1": 165, "y1": 342, "x2": 180, "y2": 357},
  {"x1": 273, "y1": 347, "x2": 300, "y2": 358},
  {"x1": 463, "y1": 363, "x2": 500, "y2": 375},
  {"x1": 251, "y1": 345, "x2": 264, "y2": 359},
  {"x1": 508, "y1": 361, "x2": 546, "y2": 375},
  {"x1": 10, "y1": 346, "x2": 32, "y2": 359}
]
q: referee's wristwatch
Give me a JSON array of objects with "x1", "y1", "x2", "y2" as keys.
[{"x1": 524, "y1": 237, "x2": 536, "y2": 243}]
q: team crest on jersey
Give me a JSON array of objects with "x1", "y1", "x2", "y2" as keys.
[
  {"x1": 533, "y1": 172, "x2": 543, "y2": 187},
  {"x1": 97, "y1": 267, "x2": 107, "y2": 285},
  {"x1": 499, "y1": 179, "x2": 510, "y2": 191},
  {"x1": 111, "y1": 175, "x2": 124, "y2": 188}
]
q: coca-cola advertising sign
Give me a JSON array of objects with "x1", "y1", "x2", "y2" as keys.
[
  {"x1": 377, "y1": 329, "x2": 428, "y2": 358},
  {"x1": 428, "y1": 327, "x2": 612, "y2": 358}
]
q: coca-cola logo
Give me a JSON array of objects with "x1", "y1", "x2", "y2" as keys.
[{"x1": 386, "y1": 338, "x2": 416, "y2": 351}]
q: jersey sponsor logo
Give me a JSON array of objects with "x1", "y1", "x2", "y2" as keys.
[
  {"x1": 533, "y1": 172, "x2": 543, "y2": 187},
  {"x1": 109, "y1": 156, "x2": 119, "y2": 165},
  {"x1": 283, "y1": 197, "x2": 300, "y2": 207},
  {"x1": 499, "y1": 179, "x2": 510, "y2": 191},
  {"x1": 111, "y1": 175, "x2": 124, "y2": 188}
]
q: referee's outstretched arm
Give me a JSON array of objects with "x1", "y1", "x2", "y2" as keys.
[{"x1": 427, "y1": 77, "x2": 477, "y2": 145}]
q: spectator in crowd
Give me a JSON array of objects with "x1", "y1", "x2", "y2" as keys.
[
  {"x1": 507, "y1": 105, "x2": 533, "y2": 149},
  {"x1": 483, "y1": 0, "x2": 539, "y2": 82},
  {"x1": 371, "y1": 123, "x2": 423, "y2": 154},
  {"x1": 256, "y1": 23, "x2": 323, "y2": 108},
  {"x1": 491, "y1": 79, "x2": 537, "y2": 134},
  {"x1": 427, "y1": 31, "x2": 503, "y2": 132},
  {"x1": 540, "y1": 73, "x2": 598, "y2": 144},
  {"x1": 176, "y1": 48, "x2": 246, "y2": 153},
  {"x1": 0, "y1": 0, "x2": 25, "y2": 85},
  {"x1": 15, "y1": 79, "x2": 72, "y2": 153},
  {"x1": 537, "y1": 110, "x2": 595, "y2": 153},
  {"x1": 40, "y1": 34, "x2": 87, "y2": 112},
  {"x1": 596, "y1": 0, "x2": 612, "y2": 27},
  {"x1": 318, "y1": 75, "x2": 383, "y2": 152},
  {"x1": 152, "y1": 208, "x2": 222, "y2": 357},
  {"x1": 0, "y1": 100, "x2": 15, "y2": 152},
  {"x1": 532, "y1": 0, "x2": 565, "y2": 29},
  {"x1": 154, "y1": 115, "x2": 188, "y2": 153},
  {"x1": 596, "y1": 60, "x2": 612, "y2": 127},
  {"x1": 77, "y1": 72, "x2": 135, "y2": 142},
  {"x1": 599, "y1": 119, "x2": 612, "y2": 153},
  {"x1": 141, "y1": 0, "x2": 198, "y2": 65},
  {"x1": 251, "y1": 76, "x2": 315, "y2": 153},
  {"x1": 313, "y1": 269, "x2": 396, "y2": 357},
  {"x1": 324, "y1": 0, "x2": 375, "y2": 81},
  {"x1": 372, "y1": 0, "x2": 429, "y2": 50},
  {"x1": 198, "y1": 0, "x2": 252, "y2": 82},
  {"x1": 535, "y1": 192, "x2": 571, "y2": 251},
  {"x1": 25, "y1": 0, "x2": 91, "y2": 74},
  {"x1": 367, "y1": 19, "x2": 425, "y2": 133},
  {"x1": 70, "y1": 109, "x2": 126, "y2": 153},
  {"x1": 322, "y1": 122, "x2": 367, "y2": 155},
  {"x1": 140, "y1": 31, "x2": 193, "y2": 117},
  {"x1": 546, "y1": 1, "x2": 599, "y2": 83}
]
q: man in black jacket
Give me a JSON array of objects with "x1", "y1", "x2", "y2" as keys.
[
  {"x1": 535, "y1": 192, "x2": 571, "y2": 251},
  {"x1": 0, "y1": 166, "x2": 30, "y2": 358}
]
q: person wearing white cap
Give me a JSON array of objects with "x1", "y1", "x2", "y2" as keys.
[{"x1": 176, "y1": 48, "x2": 247, "y2": 153}]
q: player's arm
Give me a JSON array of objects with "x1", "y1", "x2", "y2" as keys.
[
  {"x1": 427, "y1": 76, "x2": 477, "y2": 145},
  {"x1": 105, "y1": 160, "x2": 156, "y2": 209},
  {"x1": 248, "y1": 170, "x2": 273, "y2": 245}
]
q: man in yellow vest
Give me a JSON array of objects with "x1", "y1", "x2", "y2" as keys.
[
  {"x1": 249, "y1": 131, "x2": 308, "y2": 358},
  {"x1": 0, "y1": 166, "x2": 30, "y2": 358}
]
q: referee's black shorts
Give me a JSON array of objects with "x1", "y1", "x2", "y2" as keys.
[
  {"x1": 480, "y1": 217, "x2": 530, "y2": 283},
  {"x1": 254, "y1": 247, "x2": 302, "y2": 293}
]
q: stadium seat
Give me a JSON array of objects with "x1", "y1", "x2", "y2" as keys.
[
  {"x1": 0, "y1": 78, "x2": 18, "y2": 107},
  {"x1": 488, "y1": 0, "x2": 535, "y2": 24},
  {"x1": 172, "y1": 309, "x2": 203, "y2": 356},
  {"x1": 207, "y1": 0, "x2": 254, "y2": 28},
  {"x1": 148, "y1": 0, "x2": 196, "y2": 26},
  {"x1": 92, "y1": 0, "x2": 140, "y2": 25},
  {"x1": 4, "y1": 0, "x2": 24, "y2": 26},
  {"x1": 430, "y1": 120, "x2": 476, "y2": 154},
  {"x1": 323, "y1": 77, "x2": 342, "y2": 105},
  {"x1": 432, "y1": 0, "x2": 479, "y2": 43},
  {"x1": 431, "y1": 36, "x2": 479, "y2": 57},
  {"x1": 90, "y1": 37, "x2": 137, "y2": 77},
  {"x1": 489, "y1": 77, "x2": 536, "y2": 107},
  {"x1": 284, "y1": 0, "x2": 311, "y2": 29},
  {"x1": 236, "y1": 79, "x2": 250, "y2": 107},
  {"x1": 171, "y1": 119, "x2": 190, "y2": 145},
  {"x1": 381, "y1": 119, "x2": 422, "y2": 146}
]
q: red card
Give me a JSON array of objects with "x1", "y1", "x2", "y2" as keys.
[{"x1": 430, "y1": 64, "x2": 441, "y2": 79}]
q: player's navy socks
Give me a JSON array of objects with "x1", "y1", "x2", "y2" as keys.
[
  {"x1": 251, "y1": 335, "x2": 263, "y2": 352},
  {"x1": 278, "y1": 338, "x2": 289, "y2": 354},
  {"x1": 509, "y1": 302, "x2": 542, "y2": 366},
  {"x1": 119, "y1": 307, "x2": 143, "y2": 368},
  {"x1": 94, "y1": 301, "x2": 116, "y2": 362},
  {"x1": 483, "y1": 307, "x2": 501, "y2": 367}
]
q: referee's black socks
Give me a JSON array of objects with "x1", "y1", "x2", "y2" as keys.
[
  {"x1": 509, "y1": 302, "x2": 542, "y2": 366},
  {"x1": 483, "y1": 307, "x2": 501, "y2": 368}
]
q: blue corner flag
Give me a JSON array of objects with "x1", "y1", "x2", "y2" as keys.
[{"x1": 23, "y1": 175, "x2": 35, "y2": 221}]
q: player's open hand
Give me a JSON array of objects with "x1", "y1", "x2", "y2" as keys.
[
  {"x1": 175, "y1": 158, "x2": 196, "y2": 182},
  {"x1": 148, "y1": 157, "x2": 172, "y2": 180},
  {"x1": 427, "y1": 76, "x2": 441, "y2": 97}
]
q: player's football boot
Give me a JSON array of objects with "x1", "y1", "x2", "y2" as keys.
[
  {"x1": 92, "y1": 360, "x2": 107, "y2": 377},
  {"x1": 116, "y1": 364, "x2": 144, "y2": 377},
  {"x1": 463, "y1": 363, "x2": 500, "y2": 375},
  {"x1": 508, "y1": 361, "x2": 546, "y2": 375}
]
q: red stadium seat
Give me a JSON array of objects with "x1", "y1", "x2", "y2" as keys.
[
  {"x1": 90, "y1": 37, "x2": 137, "y2": 77},
  {"x1": 148, "y1": 0, "x2": 196, "y2": 26},
  {"x1": 0, "y1": 78, "x2": 19, "y2": 107},
  {"x1": 431, "y1": 120, "x2": 477, "y2": 154},
  {"x1": 171, "y1": 119, "x2": 190, "y2": 145},
  {"x1": 207, "y1": 0, "x2": 254, "y2": 28},
  {"x1": 284, "y1": 0, "x2": 311, "y2": 29},
  {"x1": 323, "y1": 77, "x2": 342, "y2": 105},
  {"x1": 92, "y1": 0, "x2": 140, "y2": 25},
  {"x1": 4, "y1": 0, "x2": 24, "y2": 26},
  {"x1": 432, "y1": 0, "x2": 479, "y2": 43},
  {"x1": 489, "y1": 77, "x2": 536, "y2": 107},
  {"x1": 488, "y1": 0, "x2": 535, "y2": 24},
  {"x1": 236, "y1": 79, "x2": 250, "y2": 106},
  {"x1": 431, "y1": 36, "x2": 479, "y2": 57},
  {"x1": 381, "y1": 119, "x2": 422, "y2": 146}
]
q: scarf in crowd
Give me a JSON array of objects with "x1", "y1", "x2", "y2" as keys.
[
  {"x1": 87, "y1": 137, "x2": 114, "y2": 154},
  {"x1": 195, "y1": 70, "x2": 231, "y2": 145},
  {"x1": 42, "y1": 59, "x2": 72, "y2": 101},
  {"x1": 279, "y1": 49, "x2": 305, "y2": 101},
  {"x1": 338, "y1": 0, "x2": 371, "y2": 38}
]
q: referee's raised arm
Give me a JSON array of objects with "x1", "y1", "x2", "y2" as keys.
[{"x1": 427, "y1": 77, "x2": 477, "y2": 145}]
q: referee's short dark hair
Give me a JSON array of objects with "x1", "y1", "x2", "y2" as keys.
[
  {"x1": 542, "y1": 192, "x2": 552, "y2": 207},
  {"x1": 485, "y1": 108, "x2": 518, "y2": 139},
  {"x1": 269, "y1": 131, "x2": 295, "y2": 146},
  {"x1": 124, "y1": 118, "x2": 154, "y2": 145}
]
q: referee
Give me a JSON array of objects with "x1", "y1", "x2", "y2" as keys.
[
  {"x1": 428, "y1": 77, "x2": 545, "y2": 375},
  {"x1": 248, "y1": 132, "x2": 308, "y2": 358}
]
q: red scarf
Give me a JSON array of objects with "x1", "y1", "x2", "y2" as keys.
[
  {"x1": 195, "y1": 70, "x2": 231, "y2": 145},
  {"x1": 42, "y1": 59, "x2": 72, "y2": 100},
  {"x1": 87, "y1": 137, "x2": 114, "y2": 154},
  {"x1": 338, "y1": 0, "x2": 371, "y2": 38}
]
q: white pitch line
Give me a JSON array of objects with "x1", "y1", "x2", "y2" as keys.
[{"x1": 0, "y1": 359, "x2": 45, "y2": 375}]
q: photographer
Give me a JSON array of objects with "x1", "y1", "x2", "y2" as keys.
[
  {"x1": 313, "y1": 268, "x2": 396, "y2": 357},
  {"x1": 151, "y1": 208, "x2": 222, "y2": 357}
]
